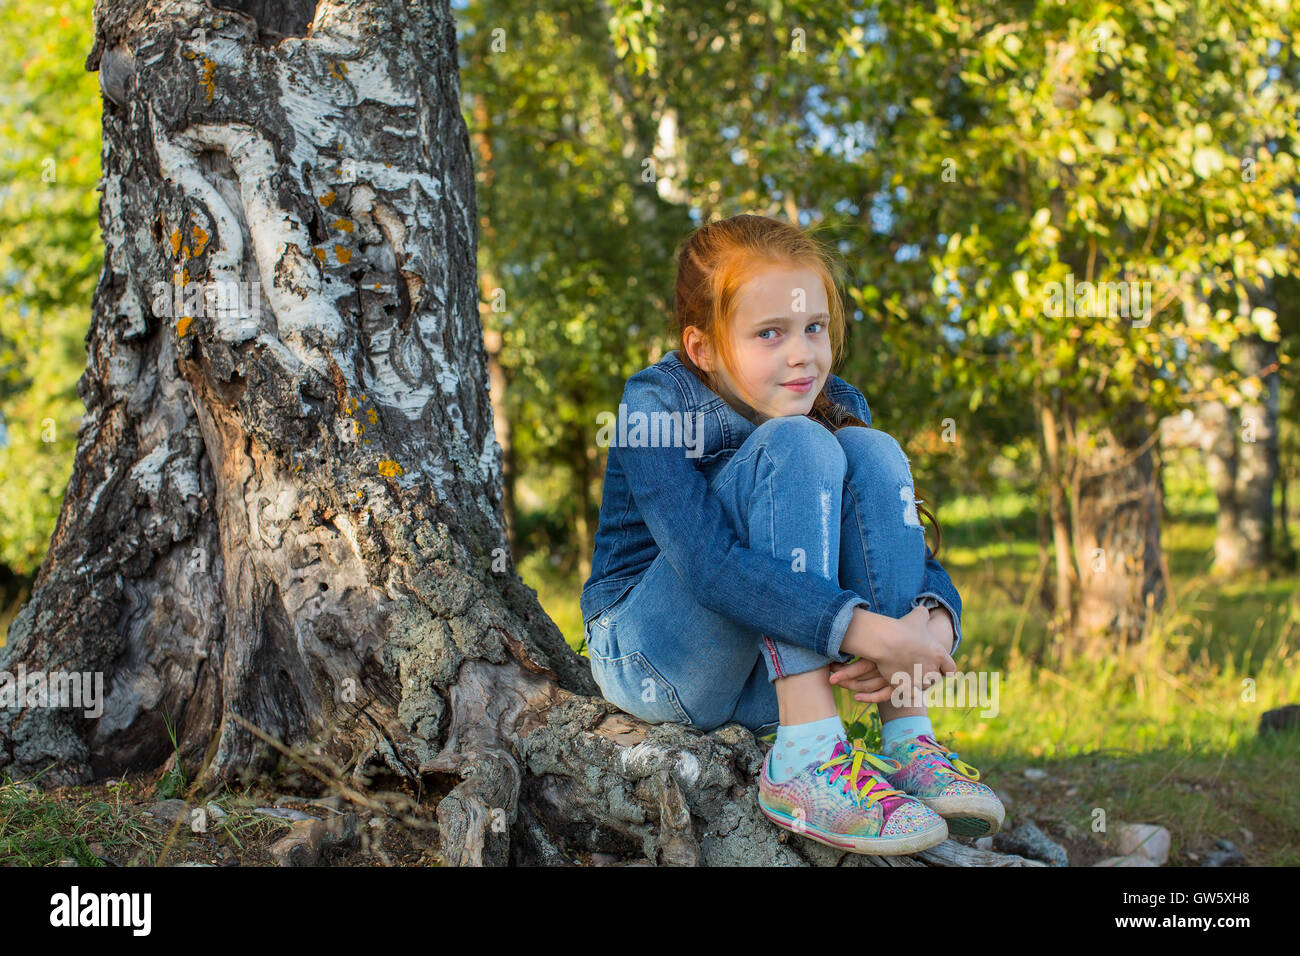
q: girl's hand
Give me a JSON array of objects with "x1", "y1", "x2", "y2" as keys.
[
  {"x1": 926, "y1": 605, "x2": 955, "y2": 654},
  {"x1": 865, "y1": 606, "x2": 956, "y2": 704},
  {"x1": 828, "y1": 658, "x2": 892, "y2": 703}
]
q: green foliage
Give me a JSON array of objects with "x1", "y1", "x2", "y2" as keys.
[{"x1": 0, "y1": 0, "x2": 101, "y2": 575}]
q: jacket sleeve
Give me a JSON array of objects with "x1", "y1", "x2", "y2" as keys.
[
  {"x1": 615, "y1": 369, "x2": 867, "y2": 661},
  {"x1": 913, "y1": 547, "x2": 964, "y2": 656}
]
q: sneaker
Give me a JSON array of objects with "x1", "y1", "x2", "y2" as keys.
[
  {"x1": 879, "y1": 732, "x2": 1005, "y2": 837},
  {"x1": 758, "y1": 738, "x2": 949, "y2": 855}
]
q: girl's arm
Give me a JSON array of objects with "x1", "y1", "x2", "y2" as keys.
[{"x1": 616, "y1": 368, "x2": 867, "y2": 662}]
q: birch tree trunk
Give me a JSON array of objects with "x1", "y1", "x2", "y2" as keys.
[{"x1": 0, "y1": 0, "x2": 1040, "y2": 868}]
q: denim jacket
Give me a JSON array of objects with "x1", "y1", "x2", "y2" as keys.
[{"x1": 580, "y1": 349, "x2": 963, "y2": 660}]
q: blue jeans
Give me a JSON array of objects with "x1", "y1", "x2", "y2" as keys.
[{"x1": 584, "y1": 416, "x2": 933, "y2": 737}]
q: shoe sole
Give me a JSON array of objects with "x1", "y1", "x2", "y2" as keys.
[
  {"x1": 920, "y1": 794, "x2": 1005, "y2": 837},
  {"x1": 758, "y1": 798, "x2": 949, "y2": 855}
]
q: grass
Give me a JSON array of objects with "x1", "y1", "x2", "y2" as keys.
[
  {"x1": 532, "y1": 464, "x2": 1300, "y2": 864},
  {"x1": 0, "y1": 769, "x2": 308, "y2": 867}
]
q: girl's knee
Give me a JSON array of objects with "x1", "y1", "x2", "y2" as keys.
[
  {"x1": 837, "y1": 426, "x2": 910, "y2": 475},
  {"x1": 751, "y1": 415, "x2": 846, "y2": 470}
]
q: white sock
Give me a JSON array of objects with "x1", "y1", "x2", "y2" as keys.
[
  {"x1": 881, "y1": 714, "x2": 933, "y2": 751},
  {"x1": 769, "y1": 714, "x2": 848, "y2": 782}
]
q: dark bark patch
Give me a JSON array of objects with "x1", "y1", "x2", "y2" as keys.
[{"x1": 210, "y1": 1, "x2": 319, "y2": 39}]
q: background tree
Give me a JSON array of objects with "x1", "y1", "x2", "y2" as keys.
[{"x1": 0, "y1": 1, "x2": 102, "y2": 604}]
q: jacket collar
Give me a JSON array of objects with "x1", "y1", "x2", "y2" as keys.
[{"x1": 661, "y1": 349, "x2": 769, "y2": 426}]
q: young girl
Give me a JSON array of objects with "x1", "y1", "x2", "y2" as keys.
[{"x1": 580, "y1": 214, "x2": 1004, "y2": 855}]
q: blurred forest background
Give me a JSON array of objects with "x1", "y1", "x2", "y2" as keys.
[{"x1": 2, "y1": 0, "x2": 1298, "y2": 860}]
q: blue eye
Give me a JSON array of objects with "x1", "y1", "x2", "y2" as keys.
[
  {"x1": 807, "y1": 321, "x2": 825, "y2": 333},
  {"x1": 758, "y1": 328, "x2": 777, "y2": 340}
]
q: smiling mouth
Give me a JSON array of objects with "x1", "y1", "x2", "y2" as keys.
[{"x1": 782, "y1": 377, "x2": 815, "y2": 387}]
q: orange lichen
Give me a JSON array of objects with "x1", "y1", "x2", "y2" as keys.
[
  {"x1": 366, "y1": 408, "x2": 378, "y2": 424},
  {"x1": 170, "y1": 230, "x2": 182, "y2": 255},
  {"x1": 335, "y1": 246, "x2": 352, "y2": 264},
  {"x1": 192, "y1": 226, "x2": 209, "y2": 255},
  {"x1": 313, "y1": 246, "x2": 327, "y2": 261},
  {"x1": 201, "y1": 57, "x2": 217, "y2": 104},
  {"x1": 377, "y1": 460, "x2": 403, "y2": 478},
  {"x1": 319, "y1": 191, "x2": 336, "y2": 207},
  {"x1": 332, "y1": 219, "x2": 354, "y2": 233},
  {"x1": 177, "y1": 315, "x2": 194, "y2": 338}
]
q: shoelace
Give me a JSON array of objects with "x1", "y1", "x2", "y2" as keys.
[
  {"x1": 906, "y1": 733, "x2": 981, "y2": 781},
  {"x1": 815, "y1": 744, "x2": 908, "y2": 808}
]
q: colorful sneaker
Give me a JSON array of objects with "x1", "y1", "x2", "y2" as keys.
[
  {"x1": 879, "y1": 732, "x2": 1005, "y2": 837},
  {"x1": 758, "y1": 738, "x2": 949, "y2": 855}
]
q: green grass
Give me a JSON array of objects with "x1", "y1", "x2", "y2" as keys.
[
  {"x1": 0, "y1": 772, "x2": 299, "y2": 866},
  {"x1": 537, "y1": 481, "x2": 1300, "y2": 864}
]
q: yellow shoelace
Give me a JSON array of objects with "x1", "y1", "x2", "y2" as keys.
[
  {"x1": 907, "y1": 735, "x2": 982, "y2": 781},
  {"x1": 816, "y1": 746, "x2": 907, "y2": 807}
]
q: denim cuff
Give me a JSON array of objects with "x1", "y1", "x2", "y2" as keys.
[
  {"x1": 913, "y1": 592, "x2": 962, "y2": 656},
  {"x1": 825, "y1": 596, "x2": 867, "y2": 662}
]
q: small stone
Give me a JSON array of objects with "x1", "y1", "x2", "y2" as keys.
[
  {"x1": 590, "y1": 852, "x2": 619, "y2": 866},
  {"x1": 1202, "y1": 838, "x2": 1244, "y2": 867},
  {"x1": 1022, "y1": 768, "x2": 1047, "y2": 781},
  {"x1": 974, "y1": 837, "x2": 994, "y2": 851},
  {"x1": 1115, "y1": 823, "x2": 1171, "y2": 865},
  {"x1": 252, "y1": 806, "x2": 316, "y2": 821},
  {"x1": 147, "y1": 799, "x2": 191, "y2": 825},
  {"x1": 205, "y1": 802, "x2": 227, "y2": 822},
  {"x1": 1094, "y1": 855, "x2": 1159, "y2": 867}
]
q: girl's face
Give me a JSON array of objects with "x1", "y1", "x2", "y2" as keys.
[{"x1": 690, "y1": 264, "x2": 833, "y2": 419}]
